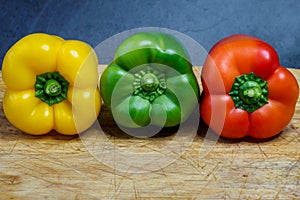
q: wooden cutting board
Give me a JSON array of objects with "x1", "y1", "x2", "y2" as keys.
[{"x1": 0, "y1": 66, "x2": 299, "y2": 199}]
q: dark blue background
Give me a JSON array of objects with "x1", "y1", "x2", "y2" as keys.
[{"x1": 1, "y1": 0, "x2": 299, "y2": 69}]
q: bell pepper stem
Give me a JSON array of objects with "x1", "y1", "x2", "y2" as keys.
[
  {"x1": 229, "y1": 72, "x2": 268, "y2": 112},
  {"x1": 35, "y1": 72, "x2": 69, "y2": 106},
  {"x1": 133, "y1": 66, "x2": 167, "y2": 102},
  {"x1": 141, "y1": 73, "x2": 159, "y2": 91},
  {"x1": 44, "y1": 79, "x2": 62, "y2": 96}
]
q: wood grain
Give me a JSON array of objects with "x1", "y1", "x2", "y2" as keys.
[{"x1": 0, "y1": 67, "x2": 299, "y2": 199}]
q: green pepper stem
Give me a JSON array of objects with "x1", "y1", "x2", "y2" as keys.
[
  {"x1": 229, "y1": 72, "x2": 268, "y2": 112},
  {"x1": 35, "y1": 72, "x2": 69, "y2": 106},
  {"x1": 133, "y1": 66, "x2": 167, "y2": 102},
  {"x1": 141, "y1": 73, "x2": 159, "y2": 91}
]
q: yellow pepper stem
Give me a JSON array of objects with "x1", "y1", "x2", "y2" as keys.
[
  {"x1": 44, "y1": 79, "x2": 62, "y2": 96},
  {"x1": 35, "y1": 72, "x2": 69, "y2": 106}
]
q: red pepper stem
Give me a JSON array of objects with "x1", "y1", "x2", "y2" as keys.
[
  {"x1": 229, "y1": 72, "x2": 268, "y2": 112},
  {"x1": 35, "y1": 72, "x2": 69, "y2": 106}
]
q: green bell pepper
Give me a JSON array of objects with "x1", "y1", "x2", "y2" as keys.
[{"x1": 100, "y1": 32, "x2": 199, "y2": 128}]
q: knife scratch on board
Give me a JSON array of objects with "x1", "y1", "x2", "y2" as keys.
[
  {"x1": 132, "y1": 180, "x2": 140, "y2": 199},
  {"x1": 257, "y1": 144, "x2": 269, "y2": 159},
  {"x1": 9, "y1": 140, "x2": 18, "y2": 154}
]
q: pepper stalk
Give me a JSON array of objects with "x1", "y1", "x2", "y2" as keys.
[
  {"x1": 35, "y1": 71, "x2": 69, "y2": 106},
  {"x1": 229, "y1": 72, "x2": 268, "y2": 112}
]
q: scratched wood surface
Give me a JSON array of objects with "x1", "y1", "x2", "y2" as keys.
[{"x1": 0, "y1": 66, "x2": 299, "y2": 199}]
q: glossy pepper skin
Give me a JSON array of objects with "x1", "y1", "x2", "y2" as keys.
[
  {"x1": 200, "y1": 34, "x2": 299, "y2": 139},
  {"x1": 100, "y1": 32, "x2": 199, "y2": 128},
  {"x1": 2, "y1": 33, "x2": 101, "y2": 135}
]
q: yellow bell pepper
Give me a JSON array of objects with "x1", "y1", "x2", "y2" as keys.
[{"x1": 2, "y1": 33, "x2": 101, "y2": 135}]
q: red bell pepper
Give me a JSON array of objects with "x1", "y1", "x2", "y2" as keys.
[{"x1": 200, "y1": 34, "x2": 299, "y2": 139}]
